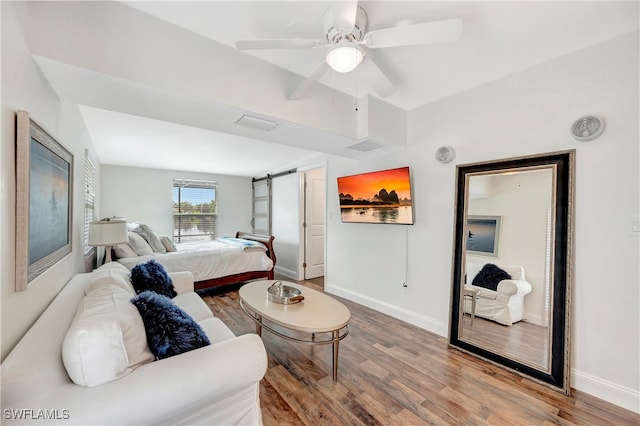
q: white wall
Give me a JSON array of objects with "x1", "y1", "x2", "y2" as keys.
[
  {"x1": 100, "y1": 165, "x2": 253, "y2": 248},
  {"x1": 325, "y1": 32, "x2": 639, "y2": 411},
  {"x1": 1, "y1": 2, "x2": 99, "y2": 359}
]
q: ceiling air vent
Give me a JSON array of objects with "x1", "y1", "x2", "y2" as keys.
[
  {"x1": 347, "y1": 140, "x2": 383, "y2": 152},
  {"x1": 234, "y1": 114, "x2": 279, "y2": 131}
]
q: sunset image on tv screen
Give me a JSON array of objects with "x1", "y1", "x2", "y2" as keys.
[{"x1": 337, "y1": 167, "x2": 414, "y2": 224}]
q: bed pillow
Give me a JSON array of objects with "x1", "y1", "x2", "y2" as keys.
[
  {"x1": 62, "y1": 286, "x2": 154, "y2": 386},
  {"x1": 127, "y1": 232, "x2": 154, "y2": 256},
  {"x1": 472, "y1": 264, "x2": 512, "y2": 291},
  {"x1": 127, "y1": 222, "x2": 141, "y2": 232},
  {"x1": 134, "y1": 224, "x2": 166, "y2": 253},
  {"x1": 130, "y1": 291, "x2": 210, "y2": 360},
  {"x1": 113, "y1": 242, "x2": 137, "y2": 259},
  {"x1": 160, "y1": 236, "x2": 177, "y2": 252},
  {"x1": 130, "y1": 259, "x2": 177, "y2": 298}
]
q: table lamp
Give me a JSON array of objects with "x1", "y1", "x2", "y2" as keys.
[{"x1": 89, "y1": 218, "x2": 128, "y2": 264}]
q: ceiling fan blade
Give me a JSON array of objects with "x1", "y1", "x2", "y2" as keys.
[
  {"x1": 288, "y1": 61, "x2": 330, "y2": 100},
  {"x1": 236, "y1": 39, "x2": 323, "y2": 50},
  {"x1": 357, "y1": 57, "x2": 395, "y2": 98},
  {"x1": 332, "y1": 1, "x2": 359, "y2": 30},
  {"x1": 364, "y1": 18, "x2": 463, "y2": 49}
]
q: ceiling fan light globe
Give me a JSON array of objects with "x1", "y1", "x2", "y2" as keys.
[{"x1": 326, "y1": 44, "x2": 363, "y2": 73}]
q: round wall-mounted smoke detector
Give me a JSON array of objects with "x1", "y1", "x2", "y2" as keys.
[
  {"x1": 571, "y1": 116, "x2": 605, "y2": 141},
  {"x1": 435, "y1": 146, "x2": 456, "y2": 163}
]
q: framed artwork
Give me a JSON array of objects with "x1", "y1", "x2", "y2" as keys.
[
  {"x1": 466, "y1": 215, "x2": 501, "y2": 256},
  {"x1": 337, "y1": 166, "x2": 414, "y2": 225},
  {"x1": 15, "y1": 111, "x2": 73, "y2": 291}
]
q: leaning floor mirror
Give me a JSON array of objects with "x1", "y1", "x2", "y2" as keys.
[{"x1": 449, "y1": 150, "x2": 574, "y2": 393}]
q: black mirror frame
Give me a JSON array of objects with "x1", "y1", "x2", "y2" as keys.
[{"x1": 449, "y1": 150, "x2": 574, "y2": 394}]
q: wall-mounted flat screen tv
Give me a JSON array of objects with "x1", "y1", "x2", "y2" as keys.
[{"x1": 337, "y1": 166, "x2": 414, "y2": 224}]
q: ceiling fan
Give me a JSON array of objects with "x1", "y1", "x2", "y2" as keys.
[{"x1": 236, "y1": 3, "x2": 462, "y2": 99}]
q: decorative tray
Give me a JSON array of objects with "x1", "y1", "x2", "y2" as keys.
[{"x1": 267, "y1": 281, "x2": 304, "y2": 305}]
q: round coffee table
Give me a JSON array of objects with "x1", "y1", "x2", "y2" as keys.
[{"x1": 239, "y1": 280, "x2": 350, "y2": 383}]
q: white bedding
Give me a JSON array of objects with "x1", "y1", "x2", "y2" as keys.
[{"x1": 117, "y1": 238, "x2": 273, "y2": 282}]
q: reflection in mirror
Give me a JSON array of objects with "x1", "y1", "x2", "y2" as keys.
[
  {"x1": 449, "y1": 151, "x2": 574, "y2": 394},
  {"x1": 462, "y1": 168, "x2": 553, "y2": 371}
]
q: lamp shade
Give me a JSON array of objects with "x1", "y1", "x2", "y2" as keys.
[
  {"x1": 88, "y1": 219, "x2": 128, "y2": 246},
  {"x1": 326, "y1": 41, "x2": 364, "y2": 73}
]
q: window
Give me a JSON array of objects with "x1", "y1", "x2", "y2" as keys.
[
  {"x1": 84, "y1": 149, "x2": 96, "y2": 256},
  {"x1": 172, "y1": 179, "x2": 217, "y2": 243}
]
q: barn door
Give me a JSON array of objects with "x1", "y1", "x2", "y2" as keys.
[{"x1": 251, "y1": 177, "x2": 271, "y2": 235}]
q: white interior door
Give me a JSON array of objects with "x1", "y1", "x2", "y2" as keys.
[{"x1": 303, "y1": 167, "x2": 325, "y2": 279}]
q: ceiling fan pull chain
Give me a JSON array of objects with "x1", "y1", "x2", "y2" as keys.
[
  {"x1": 355, "y1": 74, "x2": 359, "y2": 112},
  {"x1": 331, "y1": 69, "x2": 336, "y2": 107}
]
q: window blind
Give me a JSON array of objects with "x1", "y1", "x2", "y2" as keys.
[
  {"x1": 172, "y1": 179, "x2": 217, "y2": 243},
  {"x1": 84, "y1": 149, "x2": 96, "y2": 256}
]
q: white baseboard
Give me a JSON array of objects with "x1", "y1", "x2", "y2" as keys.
[
  {"x1": 571, "y1": 369, "x2": 640, "y2": 414},
  {"x1": 325, "y1": 282, "x2": 448, "y2": 338},
  {"x1": 523, "y1": 312, "x2": 545, "y2": 327},
  {"x1": 326, "y1": 282, "x2": 639, "y2": 414},
  {"x1": 274, "y1": 265, "x2": 297, "y2": 280}
]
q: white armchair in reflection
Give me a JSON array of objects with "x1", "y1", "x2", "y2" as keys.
[{"x1": 464, "y1": 263, "x2": 533, "y2": 326}]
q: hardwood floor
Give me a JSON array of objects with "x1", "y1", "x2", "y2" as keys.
[
  {"x1": 461, "y1": 315, "x2": 549, "y2": 369},
  {"x1": 199, "y1": 278, "x2": 639, "y2": 425}
]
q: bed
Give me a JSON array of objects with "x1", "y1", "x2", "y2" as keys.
[{"x1": 114, "y1": 231, "x2": 276, "y2": 291}]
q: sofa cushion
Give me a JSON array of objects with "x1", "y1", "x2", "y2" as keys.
[
  {"x1": 173, "y1": 292, "x2": 214, "y2": 322},
  {"x1": 62, "y1": 285, "x2": 154, "y2": 387},
  {"x1": 97, "y1": 261, "x2": 130, "y2": 274},
  {"x1": 85, "y1": 263, "x2": 135, "y2": 295},
  {"x1": 131, "y1": 291, "x2": 210, "y2": 360},
  {"x1": 472, "y1": 263, "x2": 512, "y2": 291},
  {"x1": 199, "y1": 317, "x2": 237, "y2": 344},
  {"x1": 127, "y1": 232, "x2": 154, "y2": 256},
  {"x1": 130, "y1": 259, "x2": 177, "y2": 298}
]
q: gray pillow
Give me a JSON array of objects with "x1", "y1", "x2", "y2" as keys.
[
  {"x1": 127, "y1": 232, "x2": 154, "y2": 256},
  {"x1": 160, "y1": 236, "x2": 177, "y2": 252},
  {"x1": 134, "y1": 224, "x2": 166, "y2": 253},
  {"x1": 113, "y1": 242, "x2": 137, "y2": 259}
]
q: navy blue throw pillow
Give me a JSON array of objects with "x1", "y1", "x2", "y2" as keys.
[
  {"x1": 130, "y1": 259, "x2": 176, "y2": 298},
  {"x1": 472, "y1": 264, "x2": 511, "y2": 291},
  {"x1": 130, "y1": 291, "x2": 210, "y2": 360}
]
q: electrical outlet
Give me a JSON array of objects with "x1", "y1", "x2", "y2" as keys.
[{"x1": 402, "y1": 282, "x2": 409, "y2": 294}]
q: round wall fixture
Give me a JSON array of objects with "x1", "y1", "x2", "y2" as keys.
[
  {"x1": 571, "y1": 116, "x2": 605, "y2": 141},
  {"x1": 435, "y1": 146, "x2": 456, "y2": 163}
]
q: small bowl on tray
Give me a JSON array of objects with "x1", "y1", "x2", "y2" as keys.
[{"x1": 267, "y1": 281, "x2": 304, "y2": 304}]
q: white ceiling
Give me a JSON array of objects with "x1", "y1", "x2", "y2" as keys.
[
  {"x1": 78, "y1": 105, "x2": 320, "y2": 177},
  {"x1": 28, "y1": 1, "x2": 639, "y2": 177},
  {"x1": 123, "y1": 0, "x2": 638, "y2": 110}
]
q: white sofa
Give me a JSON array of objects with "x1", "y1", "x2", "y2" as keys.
[
  {"x1": 1, "y1": 263, "x2": 268, "y2": 425},
  {"x1": 465, "y1": 263, "x2": 533, "y2": 326}
]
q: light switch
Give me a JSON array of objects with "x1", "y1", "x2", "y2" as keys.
[{"x1": 632, "y1": 217, "x2": 640, "y2": 236}]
